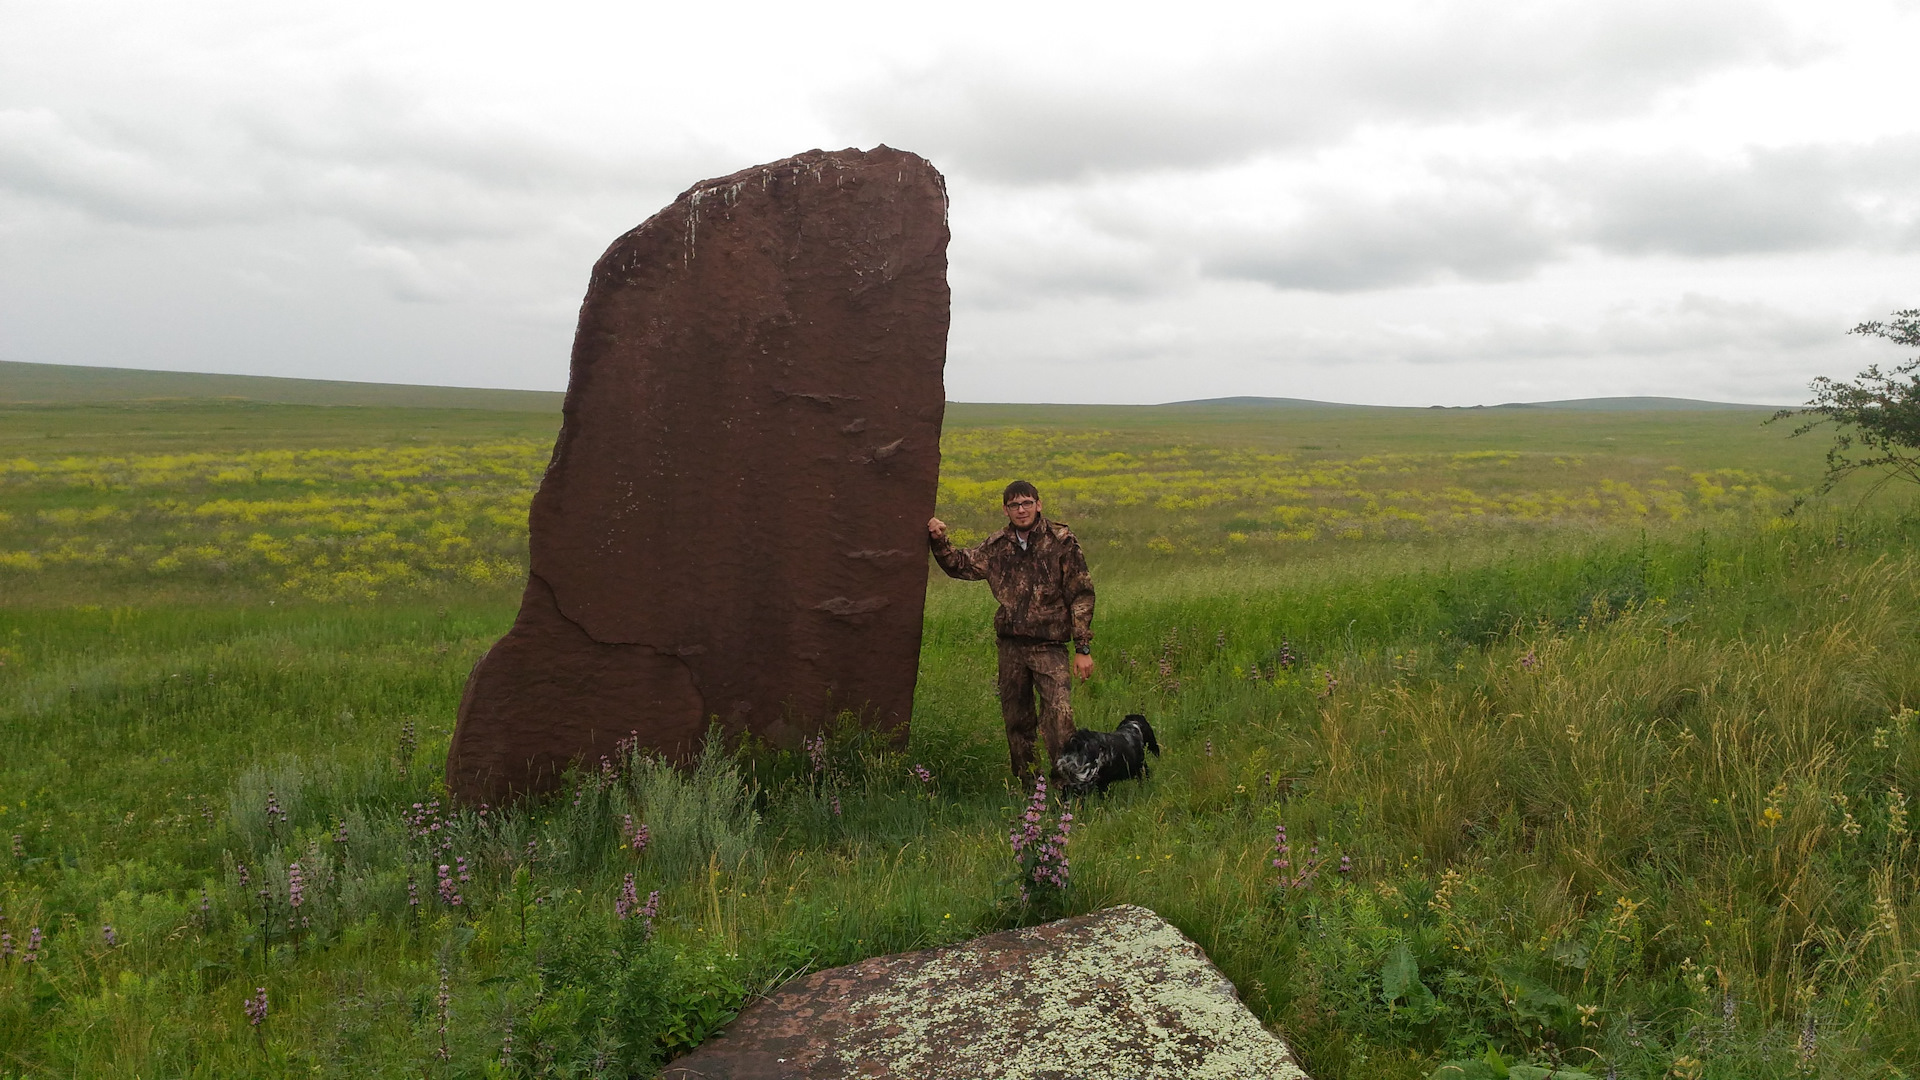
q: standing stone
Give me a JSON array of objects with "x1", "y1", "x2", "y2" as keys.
[{"x1": 447, "y1": 147, "x2": 949, "y2": 804}]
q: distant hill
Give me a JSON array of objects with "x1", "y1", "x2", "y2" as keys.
[
  {"x1": 0, "y1": 360, "x2": 564, "y2": 412},
  {"x1": 1171, "y1": 394, "x2": 1785, "y2": 411},
  {"x1": 3, "y1": 360, "x2": 1786, "y2": 414}
]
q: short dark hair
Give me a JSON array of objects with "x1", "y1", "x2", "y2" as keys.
[{"x1": 1003, "y1": 480, "x2": 1039, "y2": 504}]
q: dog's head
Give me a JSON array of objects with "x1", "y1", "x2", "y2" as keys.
[
  {"x1": 1055, "y1": 731, "x2": 1106, "y2": 795},
  {"x1": 1119, "y1": 713, "x2": 1160, "y2": 756}
]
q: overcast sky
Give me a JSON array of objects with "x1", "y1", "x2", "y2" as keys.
[{"x1": 2, "y1": 0, "x2": 1916, "y2": 405}]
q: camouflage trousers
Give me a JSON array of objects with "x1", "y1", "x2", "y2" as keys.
[{"x1": 996, "y1": 637, "x2": 1075, "y2": 780}]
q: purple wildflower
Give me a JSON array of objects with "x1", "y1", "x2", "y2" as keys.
[
  {"x1": 437, "y1": 864, "x2": 462, "y2": 906},
  {"x1": 1, "y1": 931, "x2": 12, "y2": 962},
  {"x1": 264, "y1": 790, "x2": 287, "y2": 834},
  {"x1": 1010, "y1": 778, "x2": 1073, "y2": 899},
  {"x1": 806, "y1": 733, "x2": 828, "y2": 775},
  {"x1": 911, "y1": 764, "x2": 933, "y2": 786},
  {"x1": 1273, "y1": 824, "x2": 1321, "y2": 892},
  {"x1": 456, "y1": 855, "x2": 471, "y2": 884},
  {"x1": 287, "y1": 862, "x2": 305, "y2": 909},
  {"x1": 831, "y1": 795, "x2": 842, "y2": 817},
  {"x1": 407, "y1": 874, "x2": 420, "y2": 909},
  {"x1": 1010, "y1": 777, "x2": 1048, "y2": 857},
  {"x1": 632, "y1": 823, "x2": 650, "y2": 854},
  {"x1": 9, "y1": 834, "x2": 21, "y2": 857},
  {"x1": 616, "y1": 873, "x2": 639, "y2": 919},
  {"x1": 1520, "y1": 649, "x2": 1538, "y2": 671},
  {"x1": 436, "y1": 967, "x2": 452, "y2": 1061},
  {"x1": 236, "y1": 863, "x2": 251, "y2": 889},
  {"x1": 333, "y1": 820, "x2": 349, "y2": 849},
  {"x1": 639, "y1": 889, "x2": 660, "y2": 938},
  {"x1": 102, "y1": 925, "x2": 117, "y2": 948},
  {"x1": 244, "y1": 987, "x2": 269, "y2": 1027},
  {"x1": 24, "y1": 926, "x2": 42, "y2": 964},
  {"x1": 1339, "y1": 853, "x2": 1352, "y2": 875}
]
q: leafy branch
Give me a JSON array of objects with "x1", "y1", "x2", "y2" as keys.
[{"x1": 1772, "y1": 309, "x2": 1920, "y2": 503}]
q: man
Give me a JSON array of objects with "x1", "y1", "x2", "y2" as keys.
[{"x1": 928, "y1": 480, "x2": 1095, "y2": 782}]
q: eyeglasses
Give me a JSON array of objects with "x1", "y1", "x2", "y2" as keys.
[{"x1": 1005, "y1": 498, "x2": 1038, "y2": 509}]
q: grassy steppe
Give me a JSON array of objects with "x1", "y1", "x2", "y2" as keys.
[{"x1": 2, "y1": 394, "x2": 1917, "y2": 1079}]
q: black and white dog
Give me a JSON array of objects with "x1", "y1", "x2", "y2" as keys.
[{"x1": 1056, "y1": 713, "x2": 1160, "y2": 796}]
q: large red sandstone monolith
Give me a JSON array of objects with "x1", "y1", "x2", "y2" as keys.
[{"x1": 447, "y1": 147, "x2": 949, "y2": 804}]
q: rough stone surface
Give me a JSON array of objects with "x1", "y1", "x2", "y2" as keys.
[
  {"x1": 448, "y1": 147, "x2": 949, "y2": 803},
  {"x1": 659, "y1": 905, "x2": 1310, "y2": 1080}
]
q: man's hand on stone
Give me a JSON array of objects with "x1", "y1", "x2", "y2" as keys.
[
  {"x1": 1074, "y1": 653, "x2": 1094, "y2": 682},
  {"x1": 928, "y1": 517, "x2": 949, "y2": 543}
]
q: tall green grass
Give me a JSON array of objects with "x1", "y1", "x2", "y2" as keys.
[{"x1": 3, "y1": 508, "x2": 1918, "y2": 1078}]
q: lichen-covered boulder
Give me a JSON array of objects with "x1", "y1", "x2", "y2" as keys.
[{"x1": 660, "y1": 905, "x2": 1310, "y2": 1080}]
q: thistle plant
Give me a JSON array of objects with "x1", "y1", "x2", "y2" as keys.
[
  {"x1": 244, "y1": 987, "x2": 269, "y2": 1049},
  {"x1": 1008, "y1": 778, "x2": 1072, "y2": 909},
  {"x1": 397, "y1": 719, "x2": 417, "y2": 776},
  {"x1": 637, "y1": 889, "x2": 659, "y2": 937},
  {"x1": 616, "y1": 873, "x2": 639, "y2": 920},
  {"x1": 1271, "y1": 823, "x2": 1322, "y2": 894},
  {"x1": 264, "y1": 790, "x2": 287, "y2": 839},
  {"x1": 437, "y1": 863, "x2": 462, "y2": 907},
  {"x1": 435, "y1": 966, "x2": 452, "y2": 1062}
]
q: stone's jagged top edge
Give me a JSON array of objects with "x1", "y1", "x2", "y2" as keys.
[
  {"x1": 678, "y1": 145, "x2": 943, "y2": 206},
  {"x1": 592, "y1": 145, "x2": 946, "y2": 282}
]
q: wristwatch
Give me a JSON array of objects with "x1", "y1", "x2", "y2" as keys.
[{"x1": 1074, "y1": 641, "x2": 1092, "y2": 655}]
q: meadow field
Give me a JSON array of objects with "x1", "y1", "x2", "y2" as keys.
[{"x1": 1, "y1": 388, "x2": 1917, "y2": 1079}]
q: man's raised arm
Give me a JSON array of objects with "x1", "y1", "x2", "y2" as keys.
[{"x1": 928, "y1": 517, "x2": 987, "y2": 581}]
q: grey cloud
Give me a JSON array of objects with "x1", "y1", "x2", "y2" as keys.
[
  {"x1": 1198, "y1": 186, "x2": 1565, "y2": 292},
  {"x1": 0, "y1": 107, "x2": 270, "y2": 227},
  {"x1": 1580, "y1": 141, "x2": 1920, "y2": 256},
  {"x1": 1385, "y1": 294, "x2": 1842, "y2": 367},
  {"x1": 951, "y1": 135, "x2": 1920, "y2": 304},
  {"x1": 834, "y1": 0, "x2": 1796, "y2": 184},
  {"x1": 0, "y1": 78, "x2": 717, "y2": 245}
]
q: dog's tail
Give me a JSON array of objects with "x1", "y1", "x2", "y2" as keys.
[{"x1": 1126, "y1": 713, "x2": 1161, "y2": 756}]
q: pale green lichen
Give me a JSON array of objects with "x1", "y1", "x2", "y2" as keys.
[{"x1": 828, "y1": 905, "x2": 1311, "y2": 1079}]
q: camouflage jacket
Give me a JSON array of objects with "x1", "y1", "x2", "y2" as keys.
[{"x1": 930, "y1": 517, "x2": 1095, "y2": 648}]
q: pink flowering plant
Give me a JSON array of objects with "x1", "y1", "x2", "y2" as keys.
[{"x1": 1005, "y1": 777, "x2": 1074, "y2": 916}]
